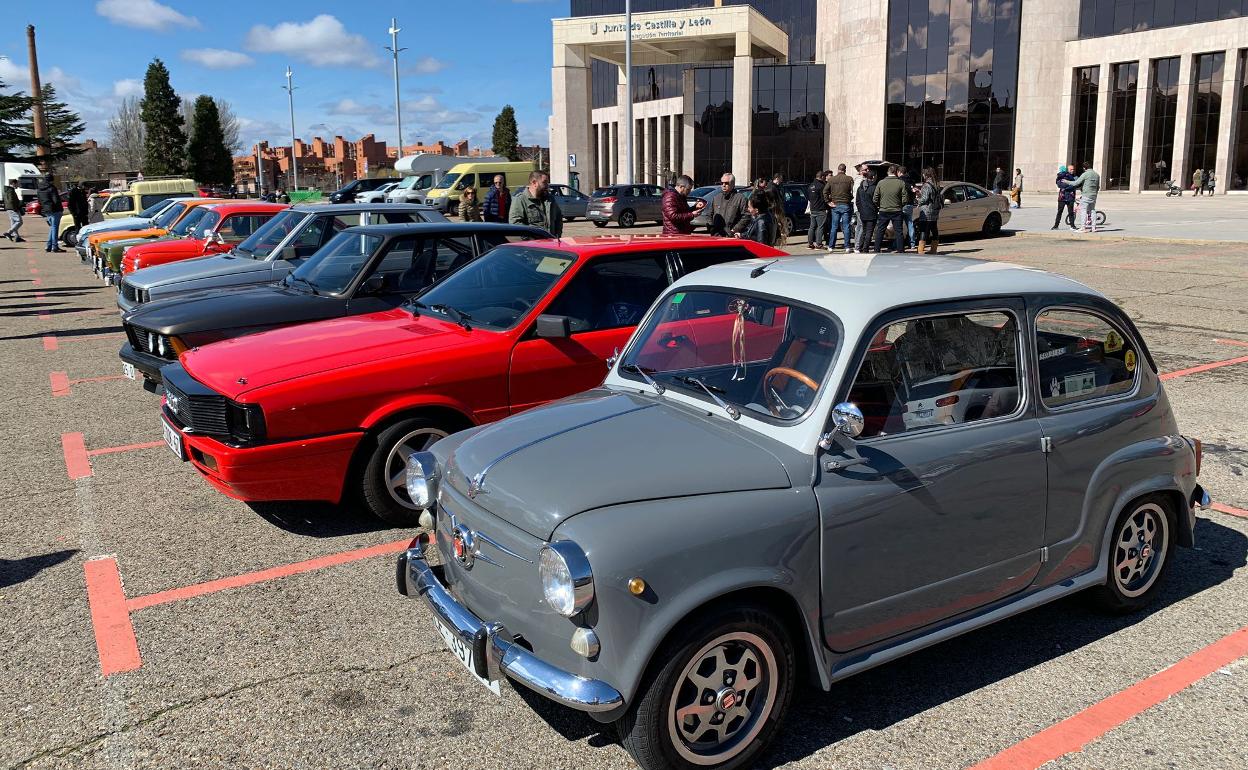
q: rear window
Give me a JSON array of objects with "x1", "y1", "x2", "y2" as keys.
[
  {"x1": 591, "y1": 188, "x2": 618, "y2": 198},
  {"x1": 1035, "y1": 309, "x2": 1138, "y2": 407},
  {"x1": 140, "y1": 194, "x2": 174, "y2": 209}
]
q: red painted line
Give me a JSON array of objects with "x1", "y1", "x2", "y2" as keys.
[
  {"x1": 29, "y1": 267, "x2": 38, "y2": 274},
  {"x1": 84, "y1": 558, "x2": 142, "y2": 676},
  {"x1": 86, "y1": 440, "x2": 164, "y2": 457},
  {"x1": 35, "y1": 290, "x2": 46, "y2": 299},
  {"x1": 971, "y1": 626, "x2": 1248, "y2": 770},
  {"x1": 61, "y1": 432, "x2": 92, "y2": 480},
  {"x1": 1215, "y1": 338, "x2": 1248, "y2": 348},
  {"x1": 1160, "y1": 354, "x2": 1248, "y2": 381},
  {"x1": 38, "y1": 310, "x2": 50, "y2": 320},
  {"x1": 1210, "y1": 502, "x2": 1248, "y2": 519},
  {"x1": 42, "y1": 335, "x2": 58, "y2": 351},
  {"x1": 31, "y1": 277, "x2": 42, "y2": 287},
  {"x1": 50, "y1": 371, "x2": 71, "y2": 397},
  {"x1": 126, "y1": 538, "x2": 411, "y2": 611}
]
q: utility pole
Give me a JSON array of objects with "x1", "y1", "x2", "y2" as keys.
[
  {"x1": 385, "y1": 18, "x2": 406, "y2": 158},
  {"x1": 624, "y1": 0, "x2": 633, "y2": 184},
  {"x1": 282, "y1": 66, "x2": 298, "y2": 190},
  {"x1": 26, "y1": 25, "x2": 48, "y2": 171}
]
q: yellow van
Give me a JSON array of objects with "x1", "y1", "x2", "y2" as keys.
[
  {"x1": 98, "y1": 178, "x2": 199, "y2": 220},
  {"x1": 422, "y1": 161, "x2": 535, "y2": 214}
]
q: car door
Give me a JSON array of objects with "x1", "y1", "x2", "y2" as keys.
[
  {"x1": 507, "y1": 251, "x2": 671, "y2": 413},
  {"x1": 938, "y1": 184, "x2": 969, "y2": 233},
  {"x1": 814, "y1": 300, "x2": 1046, "y2": 651},
  {"x1": 962, "y1": 184, "x2": 992, "y2": 232}
]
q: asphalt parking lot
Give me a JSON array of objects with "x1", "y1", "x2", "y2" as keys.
[{"x1": 1, "y1": 218, "x2": 1245, "y2": 769}]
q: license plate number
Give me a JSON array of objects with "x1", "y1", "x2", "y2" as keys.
[
  {"x1": 436, "y1": 620, "x2": 500, "y2": 695},
  {"x1": 122, "y1": 362, "x2": 137, "y2": 381},
  {"x1": 163, "y1": 420, "x2": 186, "y2": 461}
]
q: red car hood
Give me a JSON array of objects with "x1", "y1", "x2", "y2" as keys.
[
  {"x1": 124, "y1": 238, "x2": 207, "y2": 271},
  {"x1": 180, "y1": 307, "x2": 475, "y2": 400}
]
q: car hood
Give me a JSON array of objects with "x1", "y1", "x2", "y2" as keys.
[
  {"x1": 179, "y1": 307, "x2": 473, "y2": 399},
  {"x1": 127, "y1": 253, "x2": 269, "y2": 289},
  {"x1": 128, "y1": 238, "x2": 202, "y2": 257},
  {"x1": 440, "y1": 389, "x2": 794, "y2": 539},
  {"x1": 81, "y1": 217, "x2": 152, "y2": 236},
  {"x1": 124, "y1": 284, "x2": 339, "y2": 336}
]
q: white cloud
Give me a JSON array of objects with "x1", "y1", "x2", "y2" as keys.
[
  {"x1": 113, "y1": 79, "x2": 143, "y2": 98},
  {"x1": 410, "y1": 57, "x2": 446, "y2": 74},
  {"x1": 95, "y1": 0, "x2": 199, "y2": 31},
  {"x1": 245, "y1": 15, "x2": 380, "y2": 68},
  {"x1": 182, "y1": 48, "x2": 254, "y2": 69}
]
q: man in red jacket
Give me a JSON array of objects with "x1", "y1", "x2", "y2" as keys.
[{"x1": 661, "y1": 175, "x2": 704, "y2": 235}]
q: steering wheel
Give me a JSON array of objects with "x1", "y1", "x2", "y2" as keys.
[{"x1": 763, "y1": 366, "x2": 821, "y2": 417}]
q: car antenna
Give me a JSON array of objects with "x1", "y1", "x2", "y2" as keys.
[{"x1": 750, "y1": 259, "x2": 779, "y2": 278}]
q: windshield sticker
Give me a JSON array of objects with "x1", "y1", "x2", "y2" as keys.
[
  {"x1": 1104, "y1": 330, "x2": 1123, "y2": 353},
  {"x1": 1063, "y1": 370, "x2": 1098, "y2": 399},
  {"x1": 671, "y1": 292, "x2": 685, "y2": 304},
  {"x1": 1124, "y1": 349, "x2": 1137, "y2": 372},
  {"x1": 535, "y1": 257, "x2": 572, "y2": 275}
]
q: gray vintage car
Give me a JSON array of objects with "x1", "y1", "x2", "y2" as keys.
[{"x1": 397, "y1": 254, "x2": 1208, "y2": 769}]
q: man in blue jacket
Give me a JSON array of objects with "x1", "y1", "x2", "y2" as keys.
[{"x1": 1052, "y1": 165, "x2": 1077, "y2": 230}]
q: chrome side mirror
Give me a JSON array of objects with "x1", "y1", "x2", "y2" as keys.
[
  {"x1": 819, "y1": 402, "x2": 864, "y2": 450},
  {"x1": 606, "y1": 346, "x2": 620, "y2": 367}
]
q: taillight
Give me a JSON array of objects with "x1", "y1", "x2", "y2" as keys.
[
  {"x1": 935, "y1": 395, "x2": 960, "y2": 408},
  {"x1": 598, "y1": 196, "x2": 617, "y2": 204}
]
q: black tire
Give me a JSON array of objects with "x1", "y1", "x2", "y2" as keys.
[
  {"x1": 62, "y1": 227, "x2": 79, "y2": 246},
  {"x1": 1088, "y1": 493, "x2": 1175, "y2": 614},
  {"x1": 616, "y1": 604, "x2": 795, "y2": 770},
  {"x1": 619, "y1": 209, "x2": 637, "y2": 228},
  {"x1": 982, "y1": 212, "x2": 1002, "y2": 236},
  {"x1": 358, "y1": 417, "x2": 450, "y2": 525},
  {"x1": 1094, "y1": 211, "x2": 1107, "y2": 226},
  {"x1": 593, "y1": 220, "x2": 608, "y2": 228}
]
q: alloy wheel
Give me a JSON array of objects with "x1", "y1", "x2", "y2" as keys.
[
  {"x1": 384, "y1": 427, "x2": 448, "y2": 510},
  {"x1": 1113, "y1": 502, "x2": 1169, "y2": 598}
]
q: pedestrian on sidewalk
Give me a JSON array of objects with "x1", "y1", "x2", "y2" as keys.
[
  {"x1": 1061, "y1": 161, "x2": 1100, "y2": 232},
  {"x1": 660, "y1": 175, "x2": 704, "y2": 235},
  {"x1": 854, "y1": 169, "x2": 878, "y2": 252},
  {"x1": 457, "y1": 186, "x2": 482, "y2": 221},
  {"x1": 823, "y1": 164, "x2": 854, "y2": 252},
  {"x1": 1192, "y1": 168, "x2": 1204, "y2": 196},
  {"x1": 67, "y1": 183, "x2": 89, "y2": 231},
  {"x1": 2, "y1": 179, "x2": 25, "y2": 242},
  {"x1": 806, "y1": 170, "x2": 828, "y2": 249},
  {"x1": 1053, "y1": 165, "x2": 1076, "y2": 230},
  {"x1": 1205, "y1": 171, "x2": 1216, "y2": 195},
  {"x1": 991, "y1": 166, "x2": 1006, "y2": 194},
  {"x1": 1011, "y1": 168, "x2": 1023, "y2": 208},
  {"x1": 710, "y1": 173, "x2": 749, "y2": 236},
  {"x1": 914, "y1": 167, "x2": 943, "y2": 254},
  {"x1": 737, "y1": 191, "x2": 776, "y2": 246},
  {"x1": 483, "y1": 174, "x2": 511, "y2": 222},
  {"x1": 509, "y1": 170, "x2": 563, "y2": 237},
  {"x1": 36, "y1": 174, "x2": 65, "y2": 253},
  {"x1": 873, "y1": 164, "x2": 911, "y2": 253}
]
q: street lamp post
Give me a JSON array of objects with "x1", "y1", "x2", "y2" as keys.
[
  {"x1": 282, "y1": 66, "x2": 298, "y2": 191},
  {"x1": 624, "y1": 0, "x2": 633, "y2": 185},
  {"x1": 385, "y1": 18, "x2": 406, "y2": 159}
]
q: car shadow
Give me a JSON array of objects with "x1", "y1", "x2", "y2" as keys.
[
  {"x1": 0, "y1": 301, "x2": 64, "y2": 311},
  {"x1": 0, "y1": 307, "x2": 94, "y2": 317},
  {"x1": 0, "y1": 549, "x2": 79, "y2": 588},
  {"x1": 514, "y1": 516, "x2": 1246, "y2": 761},
  {"x1": 0, "y1": 285, "x2": 107, "y2": 293},
  {"x1": 246, "y1": 501, "x2": 404, "y2": 537},
  {"x1": 0, "y1": 325, "x2": 121, "y2": 342}
]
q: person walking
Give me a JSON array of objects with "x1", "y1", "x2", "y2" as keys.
[
  {"x1": 710, "y1": 173, "x2": 749, "y2": 236},
  {"x1": 661, "y1": 175, "x2": 704, "y2": 235},
  {"x1": 854, "y1": 169, "x2": 878, "y2": 253},
  {"x1": 991, "y1": 166, "x2": 1006, "y2": 195},
  {"x1": 873, "y1": 164, "x2": 911, "y2": 252},
  {"x1": 3, "y1": 179, "x2": 25, "y2": 242},
  {"x1": 1011, "y1": 168, "x2": 1024, "y2": 208},
  {"x1": 509, "y1": 170, "x2": 563, "y2": 236},
  {"x1": 914, "y1": 167, "x2": 943, "y2": 254},
  {"x1": 36, "y1": 174, "x2": 65, "y2": 253},
  {"x1": 1192, "y1": 168, "x2": 1204, "y2": 196},
  {"x1": 67, "y1": 183, "x2": 89, "y2": 231},
  {"x1": 737, "y1": 191, "x2": 776, "y2": 246},
  {"x1": 806, "y1": 171, "x2": 828, "y2": 249},
  {"x1": 1205, "y1": 170, "x2": 1216, "y2": 195},
  {"x1": 1053, "y1": 165, "x2": 1077, "y2": 230},
  {"x1": 457, "y1": 186, "x2": 482, "y2": 221},
  {"x1": 483, "y1": 174, "x2": 511, "y2": 223},
  {"x1": 822, "y1": 164, "x2": 854, "y2": 253},
  {"x1": 1061, "y1": 161, "x2": 1101, "y2": 232}
]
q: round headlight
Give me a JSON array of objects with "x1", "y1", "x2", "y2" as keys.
[
  {"x1": 539, "y1": 541, "x2": 594, "y2": 617},
  {"x1": 156, "y1": 335, "x2": 168, "y2": 356},
  {"x1": 404, "y1": 451, "x2": 440, "y2": 509}
]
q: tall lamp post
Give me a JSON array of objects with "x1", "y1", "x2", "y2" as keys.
[
  {"x1": 624, "y1": 0, "x2": 633, "y2": 185},
  {"x1": 385, "y1": 18, "x2": 406, "y2": 158},
  {"x1": 282, "y1": 66, "x2": 298, "y2": 190}
]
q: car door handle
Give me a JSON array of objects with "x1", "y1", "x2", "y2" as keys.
[{"x1": 824, "y1": 455, "x2": 869, "y2": 472}]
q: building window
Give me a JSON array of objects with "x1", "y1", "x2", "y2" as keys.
[
  {"x1": 1144, "y1": 56, "x2": 1181, "y2": 190},
  {"x1": 693, "y1": 66, "x2": 734, "y2": 186},
  {"x1": 1078, "y1": 0, "x2": 1248, "y2": 39},
  {"x1": 751, "y1": 64, "x2": 826, "y2": 183},
  {"x1": 1071, "y1": 66, "x2": 1100, "y2": 172},
  {"x1": 1235, "y1": 50, "x2": 1248, "y2": 190},
  {"x1": 1188, "y1": 52, "x2": 1226, "y2": 189},
  {"x1": 884, "y1": 0, "x2": 1021, "y2": 188},
  {"x1": 1106, "y1": 62, "x2": 1139, "y2": 190}
]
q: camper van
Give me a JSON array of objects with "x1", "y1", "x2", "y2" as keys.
[
  {"x1": 384, "y1": 154, "x2": 509, "y2": 206},
  {"x1": 98, "y1": 178, "x2": 199, "y2": 220},
  {"x1": 417, "y1": 160, "x2": 536, "y2": 213},
  {"x1": 0, "y1": 162, "x2": 41, "y2": 204}
]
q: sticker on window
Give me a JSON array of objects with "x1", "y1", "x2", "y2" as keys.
[
  {"x1": 1104, "y1": 329, "x2": 1123, "y2": 353},
  {"x1": 1124, "y1": 349, "x2": 1136, "y2": 372},
  {"x1": 1063, "y1": 370, "x2": 1098, "y2": 399},
  {"x1": 536, "y1": 257, "x2": 573, "y2": 275},
  {"x1": 671, "y1": 292, "x2": 685, "y2": 304}
]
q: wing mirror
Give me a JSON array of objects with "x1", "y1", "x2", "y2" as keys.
[
  {"x1": 359, "y1": 273, "x2": 386, "y2": 295},
  {"x1": 534, "y1": 314, "x2": 572, "y2": 339},
  {"x1": 819, "y1": 402, "x2": 865, "y2": 450}
]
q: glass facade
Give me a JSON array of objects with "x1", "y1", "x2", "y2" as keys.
[
  {"x1": 883, "y1": 0, "x2": 1022, "y2": 188},
  {"x1": 1079, "y1": 0, "x2": 1248, "y2": 39},
  {"x1": 1071, "y1": 66, "x2": 1101, "y2": 170},
  {"x1": 1105, "y1": 62, "x2": 1139, "y2": 190},
  {"x1": 1144, "y1": 57, "x2": 1180, "y2": 190},
  {"x1": 751, "y1": 64, "x2": 826, "y2": 182},
  {"x1": 1188, "y1": 52, "x2": 1226, "y2": 184},
  {"x1": 1235, "y1": 50, "x2": 1248, "y2": 189},
  {"x1": 693, "y1": 67, "x2": 734, "y2": 184}
]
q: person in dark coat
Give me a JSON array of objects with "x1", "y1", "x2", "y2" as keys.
[
  {"x1": 737, "y1": 191, "x2": 776, "y2": 246},
  {"x1": 36, "y1": 175, "x2": 65, "y2": 252},
  {"x1": 854, "y1": 170, "x2": 878, "y2": 253},
  {"x1": 483, "y1": 174, "x2": 511, "y2": 223},
  {"x1": 710, "y1": 173, "x2": 749, "y2": 236},
  {"x1": 3, "y1": 179, "x2": 25, "y2": 242},
  {"x1": 66, "y1": 183, "x2": 89, "y2": 231},
  {"x1": 806, "y1": 171, "x2": 828, "y2": 249},
  {"x1": 661, "y1": 175, "x2": 704, "y2": 235},
  {"x1": 991, "y1": 166, "x2": 1006, "y2": 194},
  {"x1": 1053, "y1": 165, "x2": 1077, "y2": 229}
]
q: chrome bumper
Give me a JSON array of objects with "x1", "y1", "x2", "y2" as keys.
[{"x1": 398, "y1": 533, "x2": 624, "y2": 714}]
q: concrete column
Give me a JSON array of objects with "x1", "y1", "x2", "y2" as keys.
[
  {"x1": 1128, "y1": 58, "x2": 1151, "y2": 192},
  {"x1": 550, "y1": 43, "x2": 593, "y2": 188},
  {"x1": 1170, "y1": 54, "x2": 1195, "y2": 187},
  {"x1": 682, "y1": 69, "x2": 696, "y2": 180},
  {"x1": 632, "y1": 118, "x2": 643, "y2": 182},
  {"x1": 669, "y1": 110, "x2": 681, "y2": 178},
  {"x1": 1091, "y1": 63, "x2": 1112, "y2": 183},
  {"x1": 640, "y1": 117, "x2": 651, "y2": 184},
  {"x1": 1213, "y1": 47, "x2": 1240, "y2": 194},
  {"x1": 731, "y1": 37, "x2": 753, "y2": 184},
  {"x1": 1014, "y1": 1, "x2": 1080, "y2": 192},
  {"x1": 656, "y1": 115, "x2": 668, "y2": 185},
  {"x1": 610, "y1": 121, "x2": 619, "y2": 184}
]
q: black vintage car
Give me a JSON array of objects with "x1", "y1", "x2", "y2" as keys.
[{"x1": 119, "y1": 222, "x2": 549, "y2": 388}]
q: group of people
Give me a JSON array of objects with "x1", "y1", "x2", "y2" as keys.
[
  {"x1": 661, "y1": 172, "x2": 788, "y2": 247},
  {"x1": 991, "y1": 166, "x2": 1024, "y2": 209},
  {"x1": 1191, "y1": 168, "x2": 1217, "y2": 196},
  {"x1": 804, "y1": 164, "x2": 945, "y2": 254},
  {"x1": 2, "y1": 174, "x2": 99, "y2": 249},
  {"x1": 1053, "y1": 161, "x2": 1101, "y2": 233},
  {"x1": 258, "y1": 189, "x2": 291, "y2": 203},
  {"x1": 456, "y1": 170, "x2": 565, "y2": 238}
]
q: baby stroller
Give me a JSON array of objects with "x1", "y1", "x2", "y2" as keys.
[{"x1": 1164, "y1": 180, "x2": 1183, "y2": 197}]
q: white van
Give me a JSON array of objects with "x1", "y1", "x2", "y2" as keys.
[
  {"x1": 0, "y1": 162, "x2": 41, "y2": 203},
  {"x1": 385, "y1": 154, "x2": 509, "y2": 205}
]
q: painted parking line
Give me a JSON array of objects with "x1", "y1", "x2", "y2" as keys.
[
  {"x1": 1159, "y1": 354, "x2": 1248, "y2": 381},
  {"x1": 85, "y1": 538, "x2": 410, "y2": 676},
  {"x1": 42, "y1": 332, "x2": 126, "y2": 352},
  {"x1": 1210, "y1": 502, "x2": 1248, "y2": 519},
  {"x1": 1215, "y1": 338, "x2": 1248, "y2": 348},
  {"x1": 50, "y1": 371, "x2": 127, "y2": 397},
  {"x1": 61, "y1": 433, "x2": 166, "y2": 480},
  {"x1": 971, "y1": 626, "x2": 1248, "y2": 769}
]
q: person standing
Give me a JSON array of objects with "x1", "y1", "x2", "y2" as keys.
[
  {"x1": 806, "y1": 171, "x2": 828, "y2": 249},
  {"x1": 991, "y1": 166, "x2": 1006, "y2": 195},
  {"x1": 37, "y1": 174, "x2": 65, "y2": 253},
  {"x1": 914, "y1": 167, "x2": 943, "y2": 254},
  {"x1": 1192, "y1": 168, "x2": 1204, "y2": 196},
  {"x1": 1205, "y1": 170, "x2": 1216, "y2": 195},
  {"x1": 509, "y1": 170, "x2": 563, "y2": 236},
  {"x1": 822, "y1": 164, "x2": 854, "y2": 253},
  {"x1": 457, "y1": 186, "x2": 482, "y2": 221},
  {"x1": 67, "y1": 183, "x2": 89, "y2": 231},
  {"x1": 1061, "y1": 161, "x2": 1101, "y2": 232},
  {"x1": 660, "y1": 175, "x2": 704, "y2": 235},
  {"x1": 710, "y1": 173, "x2": 749, "y2": 236},
  {"x1": 3, "y1": 179, "x2": 25, "y2": 242},
  {"x1": 767, "y1": 173, "x2": 783, "y2": 198},
  {"x1": 1053, "y1": 165, "x2": 1077, "y2": 230},
  {"x1": 1011, "y1": 168, "x2": 1024, "y2": 208},
  {"x1": 854, "y1": 169, "x2": 878, "y2": 253},
  {"x1": 483, "y1": 174, "x2": 511, "y2": 223},
  {"x1": 737, "y1": 191, "x2": 776, "y2": 245},
  {"x1": 873, "y1": 164, "x2": 911, "y2": 252}
]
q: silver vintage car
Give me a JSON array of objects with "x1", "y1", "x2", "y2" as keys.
[{"x1": 398, "y1": 254, "x2": 1208, "y2": 770}]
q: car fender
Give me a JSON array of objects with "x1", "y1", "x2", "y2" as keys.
[{"x1": 358, "y1": 393, "x2": 481, "y2": 433}]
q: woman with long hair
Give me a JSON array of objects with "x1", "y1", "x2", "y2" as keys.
[
  {"x1": 738, "y1": 191, "x2": 776, "y2": 246},
  {"x1": 914, "y1": 167, "x2": 943, "y2": 254}
]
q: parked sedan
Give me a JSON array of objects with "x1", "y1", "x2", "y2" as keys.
[
  {"x1": 71, "y1": 197, "x2": 193, "y2": 256},
  {"x1": 586, "y1": 184, "x2": 665, "y2": 228},
  {"x1": 118, "y1": 202, "x2": 288, "y2": 275},
  {"x1": 329, "y1": 178, "x2": 394, "y2": 204},
  {"x1": 937, "y1": 180, "x2": 1012, "y2": 236},
  {"x1": 397, "y1": 253, "x2": 1206, "y2": 770},
  {"x1": 355, "y1": 182, "x2": 400, "y2": 203},
  {"x1": 122, "y1": 222, "x2": 547, "y2": 388}
]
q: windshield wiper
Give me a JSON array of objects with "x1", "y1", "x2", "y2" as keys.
[
  {"x1": 285, "y1": 275, "x2": 319, "y2": 295},
  {"x1": 621, "y1": 363, "x2": 664, "y2": 396},
  {"x1": 676, "y1": 375, "x2": 740, "y2": 420},
  {"x1": 409, "y1": 301, "x2": 472, "y2": 330}
]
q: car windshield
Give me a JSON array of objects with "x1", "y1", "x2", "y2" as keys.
[
  {"x1": 234, "y1": 209, "x2": 303, "y2": 258},
  {"x1": 393, "y1": 175, "x2": 423, "y2": 190},
  {"x1": 139, "y1": 200, "x2": 170, "y2": 217},
  {"x1": 411, "y1": 245, "x2": 576, "y2": 330},
  {"x1": 170, "y1": 207, "x2": 210, "y2": 236},
  {"x1": 620, "y1": 290, "x2": 840, "y2": 422},
  {"x1": 193, "y1": 210, "x2": 221, "y2": 236},
  {"x1": 152, "y1": 203, "x2": 187, "y2": 229},
  {"x1": 288, "y1": 230, "x2": 385, "y2": 294},
  {"x1": 433, "y1": 172, "x2": 460, "y2": 190}
]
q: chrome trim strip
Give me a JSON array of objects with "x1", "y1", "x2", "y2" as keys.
[{"x1": 475, "y1": 531, "x2": 534, "y2": 564}]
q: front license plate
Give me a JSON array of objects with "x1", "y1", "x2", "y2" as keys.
[
  {"x1": 436, "y1": 619, "x2": 500, "y2": 695},
  {"x1": 122, "y1": 362, "x2": 137, "y2": 381},
  {"x1": 162, "y1": 419, "x2": 186, "y2": 461}
]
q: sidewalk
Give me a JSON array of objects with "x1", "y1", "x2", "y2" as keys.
[{"x1": 1003, "y1": 192, "x2": 1248, "y2": 242}]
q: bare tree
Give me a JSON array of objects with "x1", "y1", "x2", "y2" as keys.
[{"x1": 107, "y1": 96, "x2": 145, "y2": 170}]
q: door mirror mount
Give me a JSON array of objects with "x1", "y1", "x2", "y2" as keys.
[
  {"x1": 359, "y1": 273, "x2": 386, "y2": 295},
  {"x1": 819, "y1": 402, "x2": 865, "y2": 449},
  {"x1": 534, "y1": 314, "x2": 572, "y2": 339}
]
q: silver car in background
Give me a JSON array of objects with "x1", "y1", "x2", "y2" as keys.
[
  {"x1": 586, "y1": 184, "x2": 665, "y2": 228},
  {"x1": 510, "y1": 184, "x2": 590, "y2": 221}
]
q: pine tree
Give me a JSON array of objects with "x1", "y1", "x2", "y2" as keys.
[
  {"x1": 0, "y1": 80, "x2": 35, "y2": 162},
  {"x1": 185, "y1": 95, "x2": 232, "y2": 186},
  {"x1": 28, "y1": 84, "x2": 86, "y2": 164},
  {"x1": 491, "y1": 105, "x2": 520, "y2": 161},
  {"x1": 140, "y1": 59, "x2": 187, "y2": 176}
]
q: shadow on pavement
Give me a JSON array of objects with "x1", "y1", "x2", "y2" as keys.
[
  {"x1": 0, "y1": 307, "x2": 94, "y2": 317},
  {"x1": 246, "y1": 501, "x2": 402, "y2": 537},
  {"x1": 0, "y1": 549, "x2": 80, "y2": 588},
  {"x1": 0, "y1": 325, "x2": 121, "y2": 342},
  {"x1": 0, "y1": 301, "x2": 64, "y2": 311},
  {"x1": 0, "y1": 285, "x2": 104, "y2": 294}
]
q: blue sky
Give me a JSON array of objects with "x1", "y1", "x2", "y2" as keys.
[{"x1": 1, "y1": 0, "x2": 567, "y2": 155}]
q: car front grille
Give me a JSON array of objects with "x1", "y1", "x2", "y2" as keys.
[
  {"x1": 124, "y1": 323, "x2": 176, "y2": 360},
  {"x1": 119, "y1": 281, "x2": 147, "y2": 304},
  {"x1": 163, "y1": 378, "x2": 229, "y2": 436}
]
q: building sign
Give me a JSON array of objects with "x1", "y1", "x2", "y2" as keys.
[{"x1": 591, "y1": 15, "x2": 715, "y2": 41}]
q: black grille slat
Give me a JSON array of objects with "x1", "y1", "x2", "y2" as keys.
[{"x1": 164, "y1": 380, "x2": 229, "y2": 436}]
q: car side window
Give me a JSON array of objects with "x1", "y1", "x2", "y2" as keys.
[
  {"x1": 846, "y1": 310, "x2": 1021, "y2": 439},
  {"x1": 217, "y1": 214, "x2": 268, "y2": 242},
  {"x1": 943, "y1": 186, "x2": 966, "y2": 204},
  {"x1": 965, "y1": 185, "x2": 988, "y2": 200},
  {"x1": 106, "y1": 195, "x2": 133, "y2": 212},
  {"x1": 1035, "y1": 309, "x2": 1138, "y2": 408},
  {"x1": 544, "y1": 253, "x2": 669, "y2": 333},
  {"x1": 675, "y1": 247, "x2": 757, "y2": 276},
  {"x1": 294, "y1": 217, "x2": 331, "y2": 249}
]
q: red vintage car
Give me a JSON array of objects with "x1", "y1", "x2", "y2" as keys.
[
  {"x1": 121, "y1": 202, "x2": 288, "y2": 274},
  {"x1": 158, "y1": 235, "x2": 785, "y2": 523}
]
